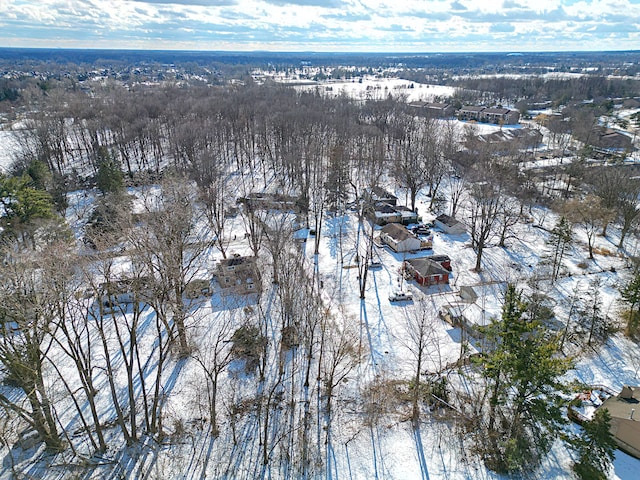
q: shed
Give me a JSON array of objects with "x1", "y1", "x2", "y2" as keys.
[
  {"x1": 459, "y1": 285, "x2": 478, "y2": 303},
  {"x1": 434, "y1": 214, "x2": 466, "y2": 235}
]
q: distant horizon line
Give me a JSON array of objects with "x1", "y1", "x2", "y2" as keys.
[{"x1": 0, "y1": 46, "x2": 639, "y2": 56}]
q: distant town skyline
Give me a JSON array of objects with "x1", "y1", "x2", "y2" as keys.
[{"x1": 1, "y1": 0, "x2": 639, "y2": 53}]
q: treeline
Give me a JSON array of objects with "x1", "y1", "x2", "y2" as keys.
[{"x1": 448, "y1": 75, "x2": 640, "y2": 107}]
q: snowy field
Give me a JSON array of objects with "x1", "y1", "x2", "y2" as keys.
[{"x1": 293, "y1": 78, "x2": 457, "y2": 102}]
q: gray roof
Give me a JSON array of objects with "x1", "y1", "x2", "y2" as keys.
[
  {"x1": 483, "y1": 108, "x2": 511, "y2": 115},
  {"x1": 406, "y1": 257, "x2": 449, "y2": 277},
  {"x1": 435, "y1": 214, "x2": 462, "y2": 227},
  {"x1": 381, "y1": 223, "x2": 416, "y2": 241},
  {"x1": 460, "y1": 105, "x2": 486, "y2": 112},
  {"x1": 600, "y1": 386, "x2": 640, "y2": 420}
]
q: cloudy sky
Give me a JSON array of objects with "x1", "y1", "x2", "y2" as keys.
[{"x1": 0, "y1": 0, "x2": 638, "y2": 52}]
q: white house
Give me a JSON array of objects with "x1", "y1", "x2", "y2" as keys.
[{"x1": 380, "y1": 223, "x2": 421, "y2": 253}]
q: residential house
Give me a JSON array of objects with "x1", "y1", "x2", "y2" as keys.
[
  {"x1": 239, "y1": 193, "x2": 305, "y2": 213},
  {"x1": 368, "y1": 187, "x2": 398, "y2": 206},
  {"x1": 369, "y1": 200, "x2": 418, "y2": 226},
  {"x1": 371, "y1": 203, "x2": 402, "y2": 225},
  {"x1": 458, "y1": 105, "x2": 486, "y2": 122},
  {"x1": 477, "y1": 128, "x2": 543, "y2": 154},
  {"x1": 480, "y1": 107, "x2": 520, "y2": 125},
  {"x1": 434, "y1": 214, "x2": 466, "y2": 235},
  {"x1": 216, "y1": 255, "x2": 261, "y2": 295},
  {"x1": 394, "y1": 205, "x2": 419, "y2": 225},
  {"x1": 592, "y1": 127, "x2": 633, "y2": 155},
  {"x1": 458, "y1": 105, "x2": 519, "y2": 125},
  {"x1": 598, "y1": 385, "x2": 640, "y2": 458},
  {"x1": 380, "y1": 223, "x2": 421, "y2": 252},
  {"x1": 409, "y1": 101, "x2": 455, "y2": 118},
  {"x1": 404, "y1": 257, "x2": 450, "y2": 286},
  {"x1": 97, "y1": 276, "x2": 153, "y2": 313},
  {"x1": 424, "y1": 102, "x2": 455, "y2": 118},
  {"x1": 623, "y1": 98, "x2": 640, "y2": 109}
]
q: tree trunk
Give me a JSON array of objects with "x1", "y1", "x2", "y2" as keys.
[{"x1": 474, "y1": 243, "x2": 484, "y2": 272}]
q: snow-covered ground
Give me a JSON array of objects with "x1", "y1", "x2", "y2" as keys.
[
  {"x1": 286, "y1": 181, "x2": 640, "y2": 478},
  {"x1": 2, "y1": 77, "x2": 640, "y2": 478},
  {"x1": 0, "y1": 127, "x2": 17, "y2": 172},
  {"x1": 293, "y1": 78, "x2": 457, "y2": 102},
  {"x1": 4, "y1": 172, "x2": 640, "y2": 479}
]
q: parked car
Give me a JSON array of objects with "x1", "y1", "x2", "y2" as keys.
[
  {"x1": 412, "y1": 226, "x2": 431, "y2": 235},
  {"x1": 389, "y1": 290, "x2": 413, "y2": 302},
  {"x1": 411, "y1": 223, "x2": 433, "y2": 235}
]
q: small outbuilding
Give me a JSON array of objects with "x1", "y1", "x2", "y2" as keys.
[
  {"x1": 459, "y1": 285, "x2": 478, "y2": 303},
  {"x1": 434, "y1": 214, "x2": 466, "y2": 235}
]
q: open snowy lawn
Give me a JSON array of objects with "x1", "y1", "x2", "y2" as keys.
[{"x1": 293, "y1": 77, "x2": 457, "y2": 102}]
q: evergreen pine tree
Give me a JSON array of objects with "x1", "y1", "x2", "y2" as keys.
[
  {"x1": 96, "y1": 147, "x2": 124, "y2": 195},
  {"x1": 573, "y1": 408, "x2": 617, "y2": 480},
  {"x1": 475, "y1": 284, "x2": 573, "y2": 473},
  {"x1": 547, "y1": 216, "x2": 573, "y2": 282},
  {"x1": 621, "y1": 269, "x2": 640, "y2": 335}
]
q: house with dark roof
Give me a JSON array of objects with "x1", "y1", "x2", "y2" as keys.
[
  {"x1": 592, "y1": 127, "x2": 633, "y2": 154},
  {"x1": 457, "y1": 105, "x2": 519, "y2": 125},
  {"x1": 368, "y1": 187, "x2": 398, "y2": 206},
  {"x1": 476, "y1": 128, "x2": 543, "y2": 154},
  {"x1": 425, "y1": 103, "x2": 455, "y2": 118},
  {"x1": 380, "y1": 223, "x2": 421, "y2": 252},
  {"x1": 404, "y1": 257, "x2": 450, "y2": 286},
  {"x1": 239, "y1": 193, "x2": 305, "y2": 213},
  {"x1": 409, "y1": 101, "x2": 455, "y2": 118},
  {"x1": 369, "y1": 200, "x2": 418, "y2": 226},
  {"x1": 371, "y1": 203, "x2": 402, "y2": 225},
  {"x1": 394, "y1": 205, "x2": 419, "y2": 225}
]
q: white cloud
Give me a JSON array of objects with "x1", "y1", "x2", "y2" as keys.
[{"x1": 0, "y1": 0, "x2": 637, "y2": 51}]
